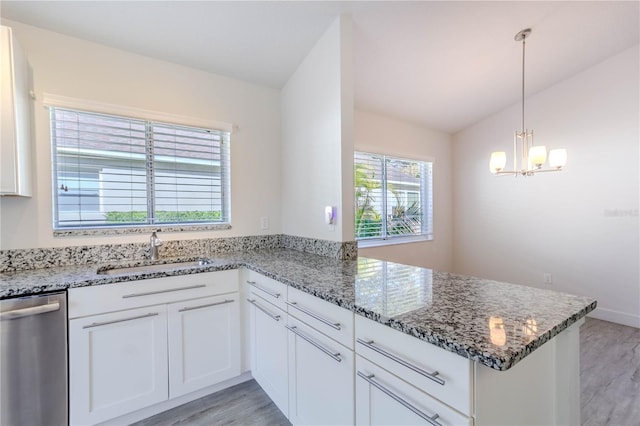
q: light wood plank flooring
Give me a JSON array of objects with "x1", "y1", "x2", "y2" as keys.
[
  {"x1": 580, "y1": 317, "x2": 640, "y2": 426},
  {"x1": 132, "y1": 317, "x2": 638, "y2": 426}
]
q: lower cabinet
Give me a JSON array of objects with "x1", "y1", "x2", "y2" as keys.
[
  {"x1": 69, "y1": 306, "x2": 169, "y2": 425},
  {"x1": 168, "y1": 295, "x2": 241, "y2": 399},
  {"x1": 247, "y1": 291, "x2": 289, "y2": 417},
  {"x1": 68, "y1": 271, "x2": 240, "y2": 425},
  {"x1": 356, "y1": 356, "x2": 470, "y2": 426},
  {"x1": 287, "y1": 317, "x2": 354, "y2": 425}
]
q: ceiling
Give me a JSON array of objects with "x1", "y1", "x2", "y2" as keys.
[{"x1": 1, "y1": 1, "x2": 638, "y2": 133}]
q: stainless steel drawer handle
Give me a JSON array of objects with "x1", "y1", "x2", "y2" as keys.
[
  {"x1": 246, "y1": 280, "x2": 281, "y2": 299},
  {"x1": 246, "y1": 298, "x2": 281, "y2": 322},
  {"x1": 0, "y1": 301, "x2": 60, "y2": 321},
  {"x1": 357, "y1": 371, "x2": 443, "y2": 426},
  {"x1": 286, "y1": 325, "x2": 342, "y2": 363},
  {"x1": 356, "y1": 338, "x2": 445, "y2": 386},
  {"x1": 82, "y1": 312, "x2": 159, "y2": 329},
  {"x1": 179, "y1": 299, "x2": 234, "y2": 313},
  {"x1": 122, "y1": 284, "x2": 206, "y2": 298},
  {"x1": 286, "y1": 301, "x2": 341, "y2": 330}
]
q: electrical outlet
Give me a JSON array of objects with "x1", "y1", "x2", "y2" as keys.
[
  {"x1": 260, "y1": 216, "x2": 269, "y2": 230},
  {"x1": 544, "y1": 273, "x2": 553, "y2": 285}
]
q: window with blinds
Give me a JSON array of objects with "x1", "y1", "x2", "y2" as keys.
[
  {"x1": 354, "y1": 151, "x2": 432, "y2": 243},
  {"x1": 50, "y1": 107, "x2": 230, "y2": 229}
]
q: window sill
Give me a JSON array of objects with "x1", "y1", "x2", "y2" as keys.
[
  {"x1": 357, "y1": 234, "x2": 432, "y2": 249},
  {"x1": 53, "y1": 223, "x2": 232, "y2": 237}
]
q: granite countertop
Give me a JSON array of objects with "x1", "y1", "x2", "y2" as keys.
[{"x1": 0, "y1": 248, "x2": 596, "y2": 371}]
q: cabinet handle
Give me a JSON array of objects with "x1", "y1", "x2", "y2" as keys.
[
  {"x1": 357, "y1": 371, "x2": 443, "y2": 426},
  {"x1": 356, "y1": 338, "x2": 445, "y2": 386},
  {"x1": 246, "y1": 280, "x2": 281, "y2": 299},
  {"x1": 122, "y1": 284, "x2": 206, "y2": 298},
  {"x1": 178, "y1": 299, "x2": 234, "y2": 313},
  {"x1": 246, "y1": 298, "x2": 281, "y2": 322},
  {"x1": 286, "y1": 325, "x2": 342, "y2": 363},
  {"x1": 82, "y1": 312, "x2": 159, "y2": 329},
  {"x1": 0, "y1": 302, "x2": 60, "y2": 321},
  {"x1": 286, "y1": 301, "x2": 341, "y2": 330}
]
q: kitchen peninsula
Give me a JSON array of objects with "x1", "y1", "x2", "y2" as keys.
[{"x1": 0, "y1": 246, "x2": 596, "y2": 425}]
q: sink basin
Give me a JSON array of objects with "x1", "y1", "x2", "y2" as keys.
[{"x1": 98, "y1": 259, "x2": 214, "y2": 275}]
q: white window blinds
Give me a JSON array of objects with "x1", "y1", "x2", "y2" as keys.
[
  {"x1": 354, "y1": 151, "x2": 432, "y2": 242},
  {"x1": 51, "y1": 107, "x2": 230, "y2": 229}
]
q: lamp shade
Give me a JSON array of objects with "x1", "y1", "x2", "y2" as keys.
[
  {"x1": 490, "y1": 151, "x2": 507, "y2": 174},
  {"x1": 549, "y1": 149, "x2": 567, "y2": 169},
  {"x1": 529, "y1": 146, "x2": 547, "y2": 168}
]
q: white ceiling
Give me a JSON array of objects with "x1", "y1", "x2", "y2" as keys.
[{"x1": 1, "y1": 1, "x2": 638, "y2": 133}]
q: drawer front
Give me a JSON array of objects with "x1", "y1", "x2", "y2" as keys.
[
  {"x1": 245, "y1": 270, "x2": 287, "y2": 311},
  {"x1": 356, "y1": 356, "x2": 471, "y2": 426},
  {"x1": 69, "y1": 270, "x2": 239, "y2": 318},
  {"x1": 355, "y1": 315, "x2": 472, "y2": 416},
  {"x1": 287, "y1": 286, "x2": 354, "y2": 349}
]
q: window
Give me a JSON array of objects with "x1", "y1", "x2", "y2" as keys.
[
  {"x1": 50, "y1": 107, "x2": 230, "y2": 230},
  {"x1": 354, "y1": 151, "x2": 432, "y2": 244}
]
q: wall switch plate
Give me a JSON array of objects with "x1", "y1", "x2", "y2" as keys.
[{"x1": 544, "y1": 273, "x2": 553, "y2": 285}]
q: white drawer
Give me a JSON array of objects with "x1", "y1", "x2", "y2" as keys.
[
  {"x1": 69, "y1": 270, "x2": 239, "y2": 319},
  {"x1": 355, "y1": 315, "x2": 472, "y2": 416},
  {"x1": 245, "y1": 270, "x2": 287, "y2": 311},
  {"x1": 356, "y1": 356, "x2": 471, "y2": 426},
  {"x1": 287, "y1": 286, "x2": 354, "y2": 349}
]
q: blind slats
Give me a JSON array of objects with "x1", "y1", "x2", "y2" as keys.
[{"x1": 52, "y1": 107, "x2": 231, "y2": 229}]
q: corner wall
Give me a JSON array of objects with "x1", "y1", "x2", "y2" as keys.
[
  {"x1": 280, "y1": 15, "x2": 354, "y2": 242},
  {"x1": 0, "y1": 19, "x2": 282, "y2": 250},
  {"x1": 452, "y1": 46, "x2": 640, "y2": 327}
]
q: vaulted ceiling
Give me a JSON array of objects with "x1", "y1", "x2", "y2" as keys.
[{"x1": 2, "y1": 1, "x2": 638, "y2": 133}]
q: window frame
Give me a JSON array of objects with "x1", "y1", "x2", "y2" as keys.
[
  {"x1": 45, "y1": 96, "x2": 233, "y2": 236},
  {"x1": 354, "y1": 151, "x2": 433, "y2": 247}
]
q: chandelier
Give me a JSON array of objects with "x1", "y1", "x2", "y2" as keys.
[{"x1": 490, "y1": 28, "x2": 567, "y2": 176}]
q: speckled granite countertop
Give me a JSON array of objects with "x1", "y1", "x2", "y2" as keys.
[{"x1": 0, "y1": 249, "x2": 596, "y2": 371}]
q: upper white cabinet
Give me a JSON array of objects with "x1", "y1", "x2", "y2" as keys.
[{"x1": 1, "y1": 25, "x2": 32, "y2": 197}]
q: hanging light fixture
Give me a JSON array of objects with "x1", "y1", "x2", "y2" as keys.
[{"x1": 490, "y1": 28, "x2": 567, "y2": 176}]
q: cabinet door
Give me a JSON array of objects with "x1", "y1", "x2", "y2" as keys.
[
  {"x1": 168, "y1": 293, "x2": 241, "y2": 398},
  {"x1": 248, "y1": 293, "x2": 289, "y2": 417},
  {"x1": 287, "y1": 317, "x2": 354, "y2": 425},
  {"x1": 69, "y1": 306, "x2": 168, "y2": 425},
  {"x1": 356, "y1": 356, "x2": 470, "y2": 426}
]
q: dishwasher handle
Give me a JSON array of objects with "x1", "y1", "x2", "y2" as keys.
[{"x1": 0, "y1": 301, "x2": 61, "y2": 321}]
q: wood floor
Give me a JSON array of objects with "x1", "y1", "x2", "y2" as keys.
[{"x1": 131, "y1": 317, "x2": 639, "y2": 426}]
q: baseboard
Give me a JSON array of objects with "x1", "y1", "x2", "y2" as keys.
[
  {"x1": 587, "y1": 307, "x2": 640, "y2": 328},
  {"x1": 97, "y1": 372, "x2": 253, "y2": 425}
]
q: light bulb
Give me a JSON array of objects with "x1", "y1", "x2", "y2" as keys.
[
  {"x1": 529, "y1": 146, "x2": 547, "y2": 169},
  {"x1": 549, "y1": 149, "x2": 567, "y2": 169},
  {"x1": 490, "y1": 152, "x2": 507, "y2": 174}
]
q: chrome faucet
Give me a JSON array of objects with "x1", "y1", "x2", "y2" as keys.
[{"x1": 150, "y1": 230, "x2": 163, "y2": 260}]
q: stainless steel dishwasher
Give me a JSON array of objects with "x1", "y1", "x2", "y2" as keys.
[{"x1": 0, "y1": 291, "x2": 68, "y2": 426}]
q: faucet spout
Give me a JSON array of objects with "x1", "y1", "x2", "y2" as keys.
[{"x1": 150, "y1": 230, "x2": 163, "y2": 260}]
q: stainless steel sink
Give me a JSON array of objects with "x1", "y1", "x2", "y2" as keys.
[{"x1": 98, "y1": 259, "x2": 214, "y2": 275}]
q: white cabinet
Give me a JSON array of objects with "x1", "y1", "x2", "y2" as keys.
[
  {"x1": 287, "y1": 316, "x2": 354, "y2": 425},
  {"x1": 68, "y1": 270, "x2": 240, "y2": 425},
  {"x1": 0, "y1": 25, "x2": 32, "y2": 197},
  {"x1": 168, "y1": 294, "x2": 241, "y2": 399},
  {"x1": 247, "y1": 279, "x2": 289, "y2": 417},
  {"x1": 69, "y1": 306, "x2": 169, "y2": 425},
  {"x1": 356, "y1": 356, "x2": 470, "y2": 426}
]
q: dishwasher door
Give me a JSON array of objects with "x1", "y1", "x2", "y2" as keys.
[{"x1": 0, "y1": 291, "x2": 68, "y2": 426}]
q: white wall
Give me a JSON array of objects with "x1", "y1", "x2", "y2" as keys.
[
  {"x1": 355, "y1": 110, "x2": 453, "y2": 271},
  {"x1": 452, "y1": 46, "x2": 640, "y2": 327},
  {"x1": 281, "y1": 16, "x2": 354, "y2": 242},
  {"x1": 0, "y1": 20, "x2": 282, "y2": 250}
]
